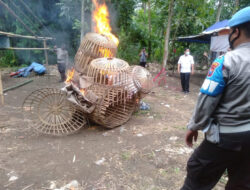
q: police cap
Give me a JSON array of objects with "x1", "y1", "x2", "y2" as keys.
[{"x1": 229, "y1": 6, "x2": 250, "y2": 27}]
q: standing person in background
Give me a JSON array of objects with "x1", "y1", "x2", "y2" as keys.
[
  {"x1": 54, "y1": 44, "x2": 69, "y2": 82},
  {"x1": 177, "y1": 49, "x2": 194, "y2": 93},
  {"x1": 139, "y1": 48, "x2": 148, "y2": 67}
]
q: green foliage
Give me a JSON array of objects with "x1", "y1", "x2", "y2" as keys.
[
  {"x1": 221, "y1": 0, "x2": 250, "y2": 20},
  {"x1": 0, "y1": 50, "x2": 17, "y2": 67},
  {"x1": 0, "y1": 0, "x2": 249, "y2": 68},
  {"x1": 117, "y1": 29, "x2": 141, "y2": 64},
  {"x1": 117, "y1": 0, "x2": 216, "y2": 65}
]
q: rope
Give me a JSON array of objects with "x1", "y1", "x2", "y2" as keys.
[
  {"x1": 19, "y1": 0, "x2": 53, "y2": 37},
  {"x1": 0, "y1": 0, "x2": 37, "y2": 37},
  {"x1": 8, "y1": 0, "x2": 43, "y2": 36}
]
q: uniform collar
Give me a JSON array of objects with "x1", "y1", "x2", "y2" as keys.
[{"x1": 235, "y1": 42, "x2": 250, "y2": 50}]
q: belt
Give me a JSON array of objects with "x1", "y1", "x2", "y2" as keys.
[{"x1": 220, "y1": 123, "x2": 250, "y2": 133}]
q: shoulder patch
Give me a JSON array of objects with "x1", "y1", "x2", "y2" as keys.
[
  {"x1": 207, "y1": 62, "x2": 219, "y2": 77},
  {"x1": 200, "y1": 56, "x2": 225, "y2": 96}
]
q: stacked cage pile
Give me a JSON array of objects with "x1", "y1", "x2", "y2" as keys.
[{"x1": 23, "y1": 32, "x2": 153, "y2": 135}]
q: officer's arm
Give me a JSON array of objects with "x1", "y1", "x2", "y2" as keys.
[
  {"x1": 187, "y1": 93, "x2": 222, "y2": 131},
  {"x1": 188, "y1": 56, "x2": 227, "y2": 131}
]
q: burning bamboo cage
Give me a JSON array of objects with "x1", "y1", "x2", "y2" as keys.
[
  {"x1": 85, "y1": 57, "x2": 137, "y2": 128},
  {"x1": 23, "y1": 32, "x2": 153, "y2": 136},
  {"x1": 74, "y1": 33, "x2": 117, "y2": 75}
]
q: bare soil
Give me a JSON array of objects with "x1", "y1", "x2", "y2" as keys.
[{"x1": 0, "y1": 71, "x2": 225, "y2": 190}]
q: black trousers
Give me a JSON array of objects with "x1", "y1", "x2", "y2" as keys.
[
  {"x1": 57, "y1": 62, "x2": 66, "y2": 81},
  {"x1": 181, "y1": 132, "x2": 250, "y2": 190},
  {"x1": 180, "y1": 73, "x2": 190, "y2": 92},
  {"x1": 140, "y1": 62, "x2": 146, "y2": 67}
]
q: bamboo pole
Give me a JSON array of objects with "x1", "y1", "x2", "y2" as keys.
[
  {"x1": 0, "y1": 71, "x2": 4, "y2": 105},
  {"x1": 43, "y1": 40, "x2": 49, "y2": 66},
  {"x1": 3, "y1": 79, "x2": 33, "y2": 93},
  {"x1": 0, "y1": 47, "x2": 50, "y2": 50},
  {"x1": 0, "y1": 31, "x2": 53, "y2": 40}
]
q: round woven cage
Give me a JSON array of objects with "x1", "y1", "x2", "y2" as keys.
[
  {"x1": 87, "y1": 57, "x2": 130, "y2": 87},
  {"x1": 130, "y1": 66, "x2": 154, "y2": 94},
  {"x1": 22, "y1": 88, "x2": 86, "y2": 136},
  {"x1": 74, "y1": 33, "x2": 118, "y2": 74},
  {"x1": 86, "y1": 84, "x2": 136, "y2": 128}
]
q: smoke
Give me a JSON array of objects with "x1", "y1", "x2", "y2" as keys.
[{"x1": 0, "y1": 0, "x2": 118, "y2": 66}]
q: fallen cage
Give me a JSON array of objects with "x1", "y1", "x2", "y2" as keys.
[{"x1": 23, "y1": 88, "x2": 86, "y2": 136}]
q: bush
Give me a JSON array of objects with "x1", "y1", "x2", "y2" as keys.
[{"x1": 0, "y1": 50, "x2": 18, "y2": 67}]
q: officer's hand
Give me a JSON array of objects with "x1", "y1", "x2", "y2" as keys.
[{"x1": 185, "y1": 130, "x2": 198, "y2": 147}]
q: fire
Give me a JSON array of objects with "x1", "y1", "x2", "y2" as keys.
[
  {"x1": 92, "y1": 0, "x2": 119, "y2": 46},
  {"x1": 80, "y1": 89, "x2": 85, "y2": 96},
  {"x1": 65, "y1": 68, "x2": 75, "y2": 84},
  {"x1": 99, "y1": 47, "x2": 113, "y2": 57}
]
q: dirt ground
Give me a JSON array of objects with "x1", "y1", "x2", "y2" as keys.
[{"x1": 0, "y1": 71, "x2": 225, "y2": 190}]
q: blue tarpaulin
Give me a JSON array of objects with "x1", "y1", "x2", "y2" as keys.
[
  {"x1": 177, "y1": 34, "x2": 211, "y2": 44},
  {"x1": 17, "y1": 62, "x2": 46, "y2": 77},
  {"x1": 177, "y1": 20, "x2": 230, "y2": 43},
  {"x1": 203, "y1": 20, "x2": 229, "y2": 34}
]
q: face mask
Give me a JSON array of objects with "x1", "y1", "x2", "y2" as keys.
[
  {"x1": 185, "y1": 52, "x2": 190, "y2": 55},
  {"x1": 228, "y1": 28, "x2": 240, "y2": 50}
]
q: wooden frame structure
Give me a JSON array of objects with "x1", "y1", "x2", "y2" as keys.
[
  {"x1": 0, "y1": 0, "x2": 54, "y2": 106},
  {"x1": 0, "y1": 30, "x2": 53, "y2": 105},
  {"x1": 0, "y1": 30, "x2": 52, "y2": 65},
  {"x1": 0, "y1": 70, "x2": 3, "y2": 105}
]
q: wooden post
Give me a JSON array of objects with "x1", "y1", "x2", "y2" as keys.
[
  {"x1": 0, "y1": 71, "x2": 4, "y2": 105},
  {"x1": 43, "y1": 40, "x2": 49, "y2": 66}
]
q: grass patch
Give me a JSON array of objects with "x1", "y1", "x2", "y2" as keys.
[
  {"x1": 121, "y1": 152, "x2": 131, "y2": 160},
  {"x1": 133, "y1": 110, "x2": 150, "y2": 116}
]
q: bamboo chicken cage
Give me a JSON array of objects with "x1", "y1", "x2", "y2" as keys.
[
  {"x1": 129, "y1": 65, "x2": 154, "y2": 98},
  {"x1": 84, "y1": 57, "x2": 137, "y2": 128},
  {"x1": 74, "y1": 33, "x2": 117, "y2": 74},
  {"x1": 22, "y1": 88, "x2": 86, "y2": 136},
  {"x1": 23, "y1": 33, "x2": 153, "y2": 135}
]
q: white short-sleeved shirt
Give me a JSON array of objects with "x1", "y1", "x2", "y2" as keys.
[{"x1": 178, "y1": 55, "x2": 194, "y2": 73}]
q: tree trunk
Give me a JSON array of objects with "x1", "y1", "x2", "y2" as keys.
[
  {"x1": 216, "y1": 0, "x2": 224, "y2": 22},
  {"x1": 148, "y1": 0, "x2": 151, "y2": 59},
  {"x1": 171, "y1": 17, "x2": 180, "y2": 73},
  {"x1": 143, "y1": 2, "x2": 146, "y2": 14},
  {"x1": 80, "y1": 0, "x2": 85, "y2": 42},
  {"x1": 233, "y1": 0, "x2": 239, "y2": 15},
  {"x1": 162, "y1": 0, "x2": 175, "y2": 69}
]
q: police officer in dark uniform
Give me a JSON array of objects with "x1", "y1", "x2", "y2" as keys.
[{"x1": 181, "y1": 7, "x2": 250, "y2": 190}]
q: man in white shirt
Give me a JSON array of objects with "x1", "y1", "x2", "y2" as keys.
[{"x1": 177, "y1": 49, "x2": 194, "y2": 93}]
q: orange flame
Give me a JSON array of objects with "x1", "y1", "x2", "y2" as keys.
[
  {"x1": 80, "y1": 89, "x2": 86, "y2": 96},
  {"x1": 65, "y1": 68, "x2": 75, "y2": 84},
  {"x1": 92, "y1": 0, "x2": 119, "y2": 46},
  {"x1": 99, "y1": 47, "x2": 113, "y2": 57}
]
